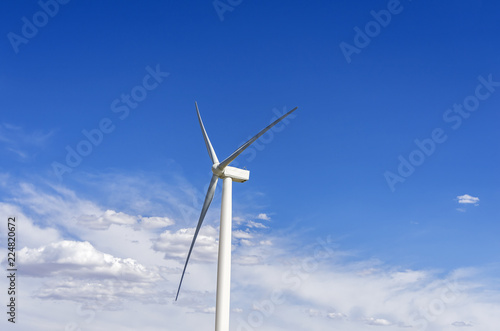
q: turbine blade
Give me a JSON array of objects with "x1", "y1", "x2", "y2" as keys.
[
  {"x1": 196, "y1": 102, "x2": 219, "y2": 164},
  {"x1": 218, "y1": 107, "x2": 298, "y2": 169},
  {"x1": 175, "y1": 174, "x2": 219, "y2": 301}
]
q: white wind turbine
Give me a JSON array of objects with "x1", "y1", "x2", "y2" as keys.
[{"x1": 175, "y1": 102, "x2": 298, "y2": 331}]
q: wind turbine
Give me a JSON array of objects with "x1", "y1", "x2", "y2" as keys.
[{"x1": 176, "y1": 102, "x2": 298, "y2": 331}]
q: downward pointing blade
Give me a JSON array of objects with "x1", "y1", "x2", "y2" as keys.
[
  {"x1": 175, "y1": 174, "x2": 219, "y2": 301},
  {"x1": 218, "y1": 107, "x2": 298, "y2": 169},
  {"x1": 195, "y1": 102, "x2": 219, "y2": 164}
]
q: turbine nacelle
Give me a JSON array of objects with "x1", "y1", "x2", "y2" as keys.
[{"x1": 212, "y1": 163, "x2": 250, "y2": 183}]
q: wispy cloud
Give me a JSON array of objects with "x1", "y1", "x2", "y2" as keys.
[
  {"x1": 233, "y1": 215, "x2": 269, "y2": 229},
  {"x1": 76, "y1": 211, "x2": 173, "y2": 231},
  {"x1": 76, "y1": 210, "x2": 137, "y2": 230},
  {"x1": 0, "y1": 122, "x2": 54, "y2": 160}
]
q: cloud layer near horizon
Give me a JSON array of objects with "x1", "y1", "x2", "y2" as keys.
[{"x1": 1, "y1": 172, "x2": 499, "y2": 330}]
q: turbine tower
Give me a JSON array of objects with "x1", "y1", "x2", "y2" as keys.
[{"x1": 176, "y1": 102, "x2": 298, "y2": 331}]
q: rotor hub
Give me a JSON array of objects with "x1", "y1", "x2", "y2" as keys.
[{"x1": 212, "y1": 163, "x2": 224, "y2": 177}]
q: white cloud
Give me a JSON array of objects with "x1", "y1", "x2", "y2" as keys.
[
  {"x1": 140, "y1": 216, "x2": 174, "y2": 229},
  {"x1": 19, "y1": 240, "x2": 159, "y2": 281},
  {"x1": 201, "y1": 306, "x2": 216, "y2": 314},
  {"x1": 16, "y1": 240, "x2": 165, "y2": 311},
  {"x1": 70, "y1": 170, "x2": 211, "y2": 223},
  {"x1": 327, "y1": 312, "x2": 347, "y2": 320},
  {"x1": 365, "y1": 317, "x2": 392, "y2": 326},
  {"x1": 1, "y1": 173, "x2": 500, "y2": 331},
  {"x1": 235, "y1": 255, "x2": 262, "y2": 265},
  {"x1": 152, "y1": 225, "x2": 219, "y2": 262},
  {"x1": 390, "y1": 269, "x2": 427, "y2": 284},
  {"x1": 233, "y1": 216, "x2": 268, "y2": 229},
  {"x1": 457, "y1": 194, "x2": 479, "y2": 204},
  {"x1": 452, "y1": 321, "x2": 473, "y2": 327},
  {"x1": 257, "y1": 213, "x2": 271, "y2": 220},
  {"x1": 229, "y1": 244, "x2": 500, "y2": 331},
  {"x1": 233, "y1": 230, "x2": 253, "y2": 240},
  {"x1": 239, "y1": 239, "x2": 253, "y2": 246},
  {"x1": 233, "y1": 216, "x2": 245, "y2": 222},
  {"x1": 0, "y1": 202, "x2": 61, "y2": 248},
  {"x1": 34, "y1": 278, "x2": 169, "y2": 310},
  {"x1": 76, "y1": 210, "x2": 137, "y2": 230},
  {"x1": 11, "y1": 181, "x2": 103, "y2": 231},
  {"x1": 246, "y1": 220, "x2": 268, "y2": 228}
]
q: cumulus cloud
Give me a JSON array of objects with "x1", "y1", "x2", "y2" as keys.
[
  {"x1": 457, "y1": 194, "x2": 479, "y2": 205},
  {"x1": 152, "y1": 225, "x2": 219, "y2": 261},
  {"x1": 17, "y1": 240, "x2": 165, "y2": 310},
  {"x1": 19, "y1": 240, "x2": 159, "y2": 281}
]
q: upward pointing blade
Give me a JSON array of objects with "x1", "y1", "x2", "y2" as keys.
[
  {"x1": 218, "y1": 107, "x2": 298, "y2": 169},
  {"x1": 175, "y1": 174, "x2": 219, "y2": 301},
  {"x1": 195, "y1": 102, "x2": 219, "y2": 164}
]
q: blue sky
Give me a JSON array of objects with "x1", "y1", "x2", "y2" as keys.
[{"x1": 1, "y1": 1, "x2": 499, "y2": 330}]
